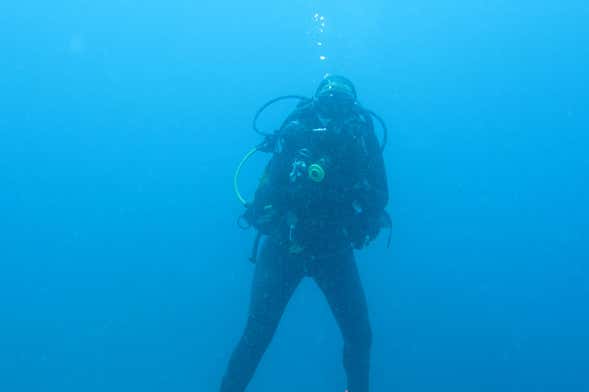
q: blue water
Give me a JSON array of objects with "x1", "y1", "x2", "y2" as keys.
[{"x1": 1, "y1": 1, "x2": 588, "y2": 391}]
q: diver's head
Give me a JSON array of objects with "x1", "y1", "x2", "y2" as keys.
[{"x1": 314, "y1": 74, "x2": 357, "y2": 118}]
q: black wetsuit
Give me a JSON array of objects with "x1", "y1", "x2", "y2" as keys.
[{"x1": 221, "y1": 102, "x2": 388, "y2": 392}]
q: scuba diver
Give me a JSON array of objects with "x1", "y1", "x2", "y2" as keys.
[{"x1": 222, "y1": 75, "x2": 390, "y2": 392}]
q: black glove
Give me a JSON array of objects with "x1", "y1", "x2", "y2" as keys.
[
  {"x1": 348, "y1": 211, "x2": 383, "y2": 249},
  {"x1": 243, "y1": 203, "x2": 278, "y2": 235}
]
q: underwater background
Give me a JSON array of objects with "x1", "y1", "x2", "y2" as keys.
[{"x1": 1, "y1": 0, "x2": 588, "y2": 391}]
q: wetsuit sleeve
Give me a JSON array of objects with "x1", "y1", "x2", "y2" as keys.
[
  {"x1": 243, "y1": 110, "x2": 307, "y2": 233},
  {"x1": 243, "y1": 155, "x2": 285, "y2": 234},
  {"x1": 347, "y1": 114, "x2": 390, "y2": 248},
  {"x1": 360, "y1": 115, "x2": 389, "y2": 213}
]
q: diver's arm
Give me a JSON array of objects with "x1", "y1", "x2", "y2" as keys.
[
  {"x1": 243, "y1": 157, "x2": 282, "y2": 233},
  {"x1": 245, "y1": 136, "x2": 300, "y2": 235},
  {"x1": 345, "y1": 116, "x2": 390, "y2": 248},
  {"x1": 245, "y1": 107, "x2": 310, "y2": 232},
  {"x1": 360, "y1": 116, "x2": 389, "y2": 213}
]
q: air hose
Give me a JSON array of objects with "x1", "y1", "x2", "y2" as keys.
[{"x1": 233, "y1": 146, "x2": 259, "y2": 207}]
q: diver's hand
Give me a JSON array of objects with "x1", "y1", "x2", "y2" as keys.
[
  {"x1": 348, "y1": 211, "x2": 382, "y2": 249},
  {"x1": 243, "y1": 204, "x2": 278, "y2": 235}
]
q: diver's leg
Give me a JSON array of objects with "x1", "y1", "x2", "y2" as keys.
[
  {"x1": 313, "y1": 249, "x2": 372, "y2": 392},
  {"x1": 220, "y1": 239, "x2": 304, "y2": 392}
]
